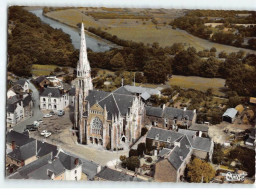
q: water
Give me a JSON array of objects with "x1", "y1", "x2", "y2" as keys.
[{"x1": 30, "y1": 9, "x2": 114, "y2": 52}]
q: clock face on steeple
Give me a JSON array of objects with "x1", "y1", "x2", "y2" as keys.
[{"x1": 91, "y1": 117, "x2": 103, "y2": 135}]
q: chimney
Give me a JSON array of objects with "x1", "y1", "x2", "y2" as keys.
[
  {"x1": 74, "y1": 158, "x2": 79, "y2": 166},
  {"x1": 11, "y1": 141, "x2": 16, "y2": 150},
  {"x1": 193, "y1": 109, "x2": 196, "y2": 113},
  {"x1": 183, "y1": 107, "x2": 187, "y2": 111},
  {"x1": 162, "y1": 104, "x2": 166, "y2": 110}
]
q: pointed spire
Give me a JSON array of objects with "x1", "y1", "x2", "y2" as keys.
[{"x1": 77, "y1": 22, "x2": 90, "y2": 75}]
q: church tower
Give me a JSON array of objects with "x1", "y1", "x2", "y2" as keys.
[{"x1": 74, "y1": 22, "x2": 93, "y2": 134}]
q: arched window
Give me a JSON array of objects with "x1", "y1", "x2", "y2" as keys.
[{"x1": 91, "y1": 117, "x2": 103, "y2": 135}]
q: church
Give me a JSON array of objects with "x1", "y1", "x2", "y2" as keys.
[{"x1": 73, "y1": 23, "x2": 145, "y2": 150}]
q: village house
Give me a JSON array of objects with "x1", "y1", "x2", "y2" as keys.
[
  {"x1": 14, "y1": 79, "x2": 29, "y2": 93},
  {"x1": 40, "y1": 87, "x2": 69, "y2": 111},
  {"x1": 33, "y1": 76, "x2": 50, "y2": 89},
  {"x1": 8, "y1": 152, "x2": 82, "y2": 181},
  {"x1": 146, "y1": 127, "x2": 214, "y2": 182},
  {"x1": 145, "y1": 105, "x2": 197, "y2": 130}
]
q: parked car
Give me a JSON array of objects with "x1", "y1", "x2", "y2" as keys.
[
  {"x1": 43, "y1": 114, "x2": 52, "y2": 118},
  {"x1": 58, "y1": 110, "x2": 65, "y2": 116},
  {"x1": 24, "y1": 124, "x2": 38, "y2": 132},
  {"x1": 40, "y1": 130, "x2": 52, "y2": 137},
  {"x1": 49, "y1": 111, "x2": 55, "y2": 115},
  {"x1": 33, "y1": 121, "x2": 40, "y2": 127}
]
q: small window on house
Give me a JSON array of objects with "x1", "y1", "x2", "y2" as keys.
[
  {"x1": 43, "y1": 98, "x2": 46, "y2": 101},
  {"x1": 75, "y1": 170, "x2": 77, "y2": 174}
]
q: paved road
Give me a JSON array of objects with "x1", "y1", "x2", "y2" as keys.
[{"x1": 13, "y1": 81, "x2": 43, "y2": 133}]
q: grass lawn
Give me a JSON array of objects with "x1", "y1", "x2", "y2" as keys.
[
  {"x1": 31, "y1": 64, "x2": 59, "y2": 76},
  {"x1": 169, "y1": 75, "x2": 226, "y2": 96}
]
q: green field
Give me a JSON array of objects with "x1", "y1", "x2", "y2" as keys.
[
  {"x1": 169, "y1": 75, "x2": 226, "y2": 96},
  {"x1": 45, "y1": 8, "x2": 256, "y2": 54},
  {"x1": 31, "y1": 64, "x2": 58, "y2": 76}
]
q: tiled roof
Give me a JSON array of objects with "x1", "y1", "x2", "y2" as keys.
[
  {"x1": 7, "y1": 140, "x2": 37, "y2": 161},
  {"x1": 57, "y1": 152, "x2": 82, "y2": 170},
  {"x1": 146, "y1": 127, "x2": 183, "y2": 143},
  {"x1": 15, "y1": 79, "x2": 27, "y2": 86},
  {"x1": 6, "y1": 131, "x2": 34, "y2": 147},
  {"x1": 178, "y1": 129, "x2": 197, "y2": 136},
  {"x1": 69, "y1": 88, "x2": 76, "y2": 96},
  {"x1": 113, "y1": 86, "x2": 133, "y2": 95},
  {"x1": 36, "y1": 141, "x2": 58, "y2": 158},
  {"x1": 40, "y1": 87, "x2": 62, "y2": 98},
  {"x1": 95, "y1": 167, "x2": 143, "y2": 181},
  {"x1": 145, "y1": 106, "x2": 163, "y2": 118},
  {"x1": 124, "y1": 85, "x2": 160, "y2": 95},
  {"x1": 23, "y1": 94, "x2": 32, "y2": 107},
  {"x1": 163, "y1": 107, "x2": 195, "y2": 121},
  {"x1": 189, "y1": 124, "x2": 209, "y2": 132},
  {"x1": 187, "y1": 136, "x2": 212, "y2": 152}
]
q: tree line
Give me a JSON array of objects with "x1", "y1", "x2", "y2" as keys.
[{"x1": 8, "y1": 6, "x2": 78, "y2": 77}]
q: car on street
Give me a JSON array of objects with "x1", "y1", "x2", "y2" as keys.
[
  {"x1": 43, "y1": 114, "x2": 52, "y2": 118},
  {"x1": 49, "y1": 111, "x2": 55, "y2": 115},
  {"x1": 40, "y1": 130, "x2": 52, "y2": 137},
  {"x1": 58, "y1": 110, "x2": 65, "y2": 116},
  {"x1": 24, "y1": 124, "x2": 38, "y2": 132}
]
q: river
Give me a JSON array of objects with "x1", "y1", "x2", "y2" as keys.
[{"x1": 29, "y1": 9, "x2": 114, "y2": 52}]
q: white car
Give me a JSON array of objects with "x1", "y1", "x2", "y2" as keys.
[
  {"x1": 43, "y1": 114, "x2": 52, "y2": 118},
  {"x1": 40, "y1": 130, "x2": 48, "y2": 136},
  {"x1": 40, "y1": 130, "x2": 52, "y2": 138}
]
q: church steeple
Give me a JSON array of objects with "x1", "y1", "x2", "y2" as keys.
[
  {"x1": 76, "y1": 22, "x2": 93, "y2": 94},
  {"x1": 77, "y1": 22, "x2": 91, "y2": 79}
]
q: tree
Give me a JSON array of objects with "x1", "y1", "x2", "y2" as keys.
[
  {"x1": 54, "y1": 67, "x2": 61, "y2": 72},
  {"x1": 137, "y1": 143, "x2": 146, "y2": 157},
  {"x1": 129, "y1": 149, "x2": 138, "y2": 157},
  {"x1": 187, "y1": 158, "x2": 215, "y2": 183},
  {"x1": 144, "y1": 60, "x2": 169, "y2": 84},
  {"x1": 110, "y1": 52, "x2": 126, "y2": 70},
  {"x1": 212, "y1": 143, "x2": 224, "y2": 164},
  {"x1": 126, "y1": 156, "x2": 140, "y2": 171},
  {"x1": 210, "y1": 47, "x2": 217, "y2": 53}
]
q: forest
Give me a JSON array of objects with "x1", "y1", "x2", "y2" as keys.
[{"x1": 8, "y1": 6, "x2": 78, "y2": 77}]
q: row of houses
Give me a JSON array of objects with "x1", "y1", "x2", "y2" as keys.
[
  {"x1": 6, "y1": 79, "x2": 33, "y2": 127},
  {"x1": 6, "y1": 130, "x2": 83, "y2": 180},
  {"x1": 146, "y1": 127, "x2": 214, "y2": 182}
]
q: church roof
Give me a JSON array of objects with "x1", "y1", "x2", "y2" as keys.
[{"x1": 86, "y1": 88, "x2": 136, "y2": 120}]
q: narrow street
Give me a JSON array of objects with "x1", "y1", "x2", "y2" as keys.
[{"x1": 13, "y1": 81, "x2": 43, "y2": 133}]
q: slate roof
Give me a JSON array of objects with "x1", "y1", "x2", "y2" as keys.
[
  {"x1": 23, "y1": 94, "x2": 32, "y2": 107},
  {"x1": 141, "y1": 91, "x2": 150, "y2": 100},
  {"x1": 223, "y1": 108, "x2": 238, "y2": 119},
  {"x1": 6, "y1": 131, "x2": 34, "y2": 147},
  {"x1": 85, "y1": 90, "x2": 110, "y2": 106},
  {"x1": 167, "y1": 136, "x2": 191, "y2": 170},
  {"x1": 86, "y1": 89, "x2": 135, "y2": 120},
  {"x1": 7, "y1": 140, "x2": 37, "y2": 161},
  {"x1": 36, "y1": 141, "x2": 58, "y2": 158},
  {"x1": 124, "y1": 85, "x2": 160, "y2": 96},
  {"x1": 178, "y1": 129, "x2": 197, "y2": 136},
  {"x1": 146, "y1": 127, "x2": 183, "y2": 143},
  {"x1": 189, "y1": 124, "x2": 209, "y2": 132},
  {"x1": 187, "y1": 135, "x2": 212, "y2": 152},
  {"x1": 163, "y1": 107, "x2": 195, "y2": 121},
  {"x1": 113, "y1": 86, "x2": 133, "y2": 95},
  {"x1": 145, "y1": 106, "x2": 163, "y2": 117},
  {"x1": 249, "y1": 128, "x2": 255, "y2": 139},
  {"x1": 69, "y1": 88, "x2": 76, "y2": 96},
  {"x1": 8, "y1": 153, "x2": 53, "y2": 179},
  {"x1": 158, "y1": 148, "x2": 172, "y2": 158},
  {"x1": 26, "y1": 158, "x2": 65, "y2": 180},
  {"x1": 40, "y1": 87, "x2": 63, "y2": 98},
  {"x1": 35, "y1": 76, "x2": 47, "y2": 84},
  {"x1": 57, "y1": 152, "x2": 82, "y2": 170},
  {"x1": 81, "y1": 159, "x2": 99, "y2": 180},
  {"x1": 15, "y1": 79, "x2": 27, "y2": 86},
  {"x1": 95, "y1": 167, "x2": 143, "y2": 181},
  {"x1": 7, "y1": 95, "x2": 23, "y2": 113}
]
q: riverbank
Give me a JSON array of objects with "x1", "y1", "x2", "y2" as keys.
[{"x1": 43, "y1": 11, "x2": 121, "y2": 50}]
